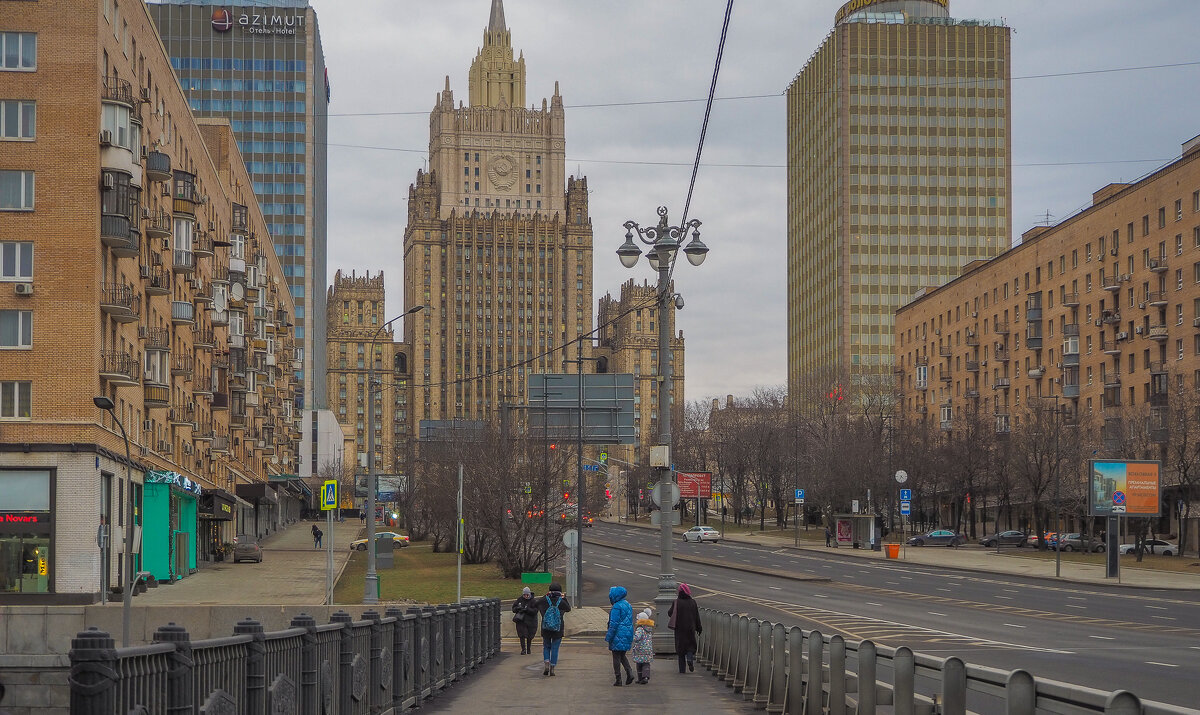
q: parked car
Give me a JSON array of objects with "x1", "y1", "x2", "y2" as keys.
[
  {"x1": 232, "y1": 534, "x2": 263, "y2": 563},
  {"x1": 1118, "y1": 539, "x2": 1178, "y2": 556},
  {"x1": 1025, "y1": 532, "x2": 1059, "y2": 549},
  {"x1": 682, "y1": 525, "x2": 722, "y2": 543},
  {"x1": 1050, "y1": 533, "x2": 1106, "y2": 552},
  {"x1": 906, "y1": 529, "x2": 966, "y2": 547},
  {"x1": 979, "y1": 530, "x2": 1028, "y2": 548},
  {"x1": 350, "y1": 531, "x2": 410, "y2": 551}
]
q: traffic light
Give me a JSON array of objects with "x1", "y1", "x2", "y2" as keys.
[
  {"x1": 605, "y1": 488, "x2": 612, "y2": 499},
  {"x1": 563, "y1": 491, "x2": 570, "y2": 500},
  {"x1": 549, "y1": 443, "x2": 557, "y2": 451},
  {"x1": 638, "y1": 488, "x2": 644, "y2": 499}
]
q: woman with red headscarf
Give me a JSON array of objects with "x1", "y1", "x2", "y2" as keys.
[{"x1": 667, "y1": 582, "x2": 702, "y2": 673}]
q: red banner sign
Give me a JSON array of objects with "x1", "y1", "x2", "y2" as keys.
[
  {"x1": 676, "y1": 472, "x2": 712, "y2": 499},
  {"x1": 2, "y1": 512, "x2": 49, "y2": 524}
]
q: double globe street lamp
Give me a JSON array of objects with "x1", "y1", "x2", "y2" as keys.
[{"x1": 616, "y1": 206, "x2": 707, "y2": 653}]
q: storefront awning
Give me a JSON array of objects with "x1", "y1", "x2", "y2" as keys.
[
  {"x1": 198, "y1": 489, "x2": 236, "y2": 521},
  {"x1": 234, "y1": 482, "x2": 279, "y2": 506}
]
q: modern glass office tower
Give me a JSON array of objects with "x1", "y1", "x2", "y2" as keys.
[
  {"x1": 786, "y1": 0, "x2": 1011, "y2": 404},
  {"x1": 148, "y1": 0, "x2": 328, "y2": 412}
]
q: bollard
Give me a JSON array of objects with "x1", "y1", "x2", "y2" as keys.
[
  {"x1": 828, "y1": 635, "x2": 846, "y2": 715},
  {"x1": 362, "y1": 610, "x2": 383, "y2": 711},
  {"x1": 1005, "y1": 670, "x2": 1036, "y2": 715},
  {"x1": 289, "y1": 613, "x2": 319, "y2": 715},
  {"x1": 1105, "y1": 691, "x2": 1143, "y2": 715},
  {"x1": 754, "y1": 620, "x2": 772, "y2": 707},
  {"x1": 805, "y1": 630, "x2": 824, "y2": 715},
  {"x1": 942, "y1": 656, "x2": 966, "y2": 715},
  {"x1": 329, "y1": 610, "x2": 354, "y2": 714},
  {"x1": 152, "y1": 623, "x2": 195, "y2": 715},
  {"x1": 784, "y1": 628, "x2": 805, "y2": 715},
  {"x1": 767, "y1": 622, "x2": 787, "y2": 714},
  {"x1": 857, "y1": 640, "x2": 877, "y2": 713},
  {"x1": 893, "y1": 646, "x2": 915, "y2": 715},
  {"x1": 68, "y1": 628, "x2": 119, "y2": 715}
]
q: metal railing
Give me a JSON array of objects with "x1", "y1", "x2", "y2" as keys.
[
  {"x1": 68, "y1": 599, "x2": 500, "y2": 714},
  {"x1": 695, "y1": 607, "x2": 1194, "y2": 714}
]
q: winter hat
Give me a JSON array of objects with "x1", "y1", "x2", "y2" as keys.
[
  {"x1": 522, "y1": 587, "x2": 532, "y2": 596},
  {"x1": 549, "y1": 582, "x2": 563, "y2": 593},
  {"x1": 678, "y1": 582, "x2": 692, "y2": 597},
  {"x1": 639, "y1": 609, "x2": 651, "y2": 620}
]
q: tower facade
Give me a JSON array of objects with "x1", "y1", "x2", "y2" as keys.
[
  {"x1": 786, "y1": 0, "x2": 1011, "y2": 404},
  {"x1": 404, "y1": 1, "x2": 593, "y2": 427},
  {"x1": 147, "y1": 0, "x2": 329, "y2": 414}
]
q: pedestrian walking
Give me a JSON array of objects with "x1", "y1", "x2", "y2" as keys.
[
  {"x1": 631, "y1": 609, "x2": 654, "y2": 684},
  {"x1": 604, "y1": 586, "x2": 635, "y2": 686},
  {"x1": 360, "y1": 511, "x2": 366, "y2": 525},
  {"x1": 535, "y1": 582, "x2": 571, "y2": 676},
  {"x1": 668, "y1": 582, "x2": 702, "y2": 673},
  {"x1": 824, "y1": 526, "x2": 832, "y2": 547},
  {"x1": 511, "y1": 586, "x2": 539, "y2": 655},
  {"x1": 313, "y1": 527, "x2": 323, "y2": 549}
]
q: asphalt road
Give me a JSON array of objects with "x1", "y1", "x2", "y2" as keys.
[{"x1": 578, "y1": 522, "x2": 1200, "y2": 710}]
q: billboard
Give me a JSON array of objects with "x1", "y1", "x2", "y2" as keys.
[
  {"x1": 1088, "y1": 460, "x2": 1161, "y2": 517},
  {"x1": 676, "y1": 472, "x2": 712, "y2": 499}
]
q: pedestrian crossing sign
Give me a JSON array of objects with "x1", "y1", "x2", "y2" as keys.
[{"x1": 322, "y1": 480, "x2": 338, "y2": 510}]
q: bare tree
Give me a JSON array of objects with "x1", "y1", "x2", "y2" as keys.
[{"x1": 1164, "y1": 372, "x2": 1200, "y2": 557}]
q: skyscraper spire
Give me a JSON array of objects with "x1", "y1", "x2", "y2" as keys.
[{"x1": 488, "y1": 0, "x2": 506, "y2": 33}]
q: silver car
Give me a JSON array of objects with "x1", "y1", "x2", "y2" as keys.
[{"x1": 682, "y1": 526, "x2": 722, "y2": 543}]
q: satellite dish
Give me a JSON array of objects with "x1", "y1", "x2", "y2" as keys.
[
  {"x1": 213, "y1": 290, "x2": 227, "y2": 312},
  {"x1": 230, "y1": 282, "x2": 244, "y2": 302}
]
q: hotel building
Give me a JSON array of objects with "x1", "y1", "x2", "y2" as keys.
[
  {"x1": 403, "y1": 0, "x2": 594, "y2": 428},
  {"x1": 0, "y1": 0, "x2": 301, "y2": 603},
  {"x1": 786, "y1": 0, "x2": 1010, "y2": 403},
  {"x1": 147, "y1": 0, "x2": 329, "y2": 415}
]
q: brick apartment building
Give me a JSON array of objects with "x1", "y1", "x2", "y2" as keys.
[
  {"x1": 895, "y1": 134, "x2": 1200, "y2": 544},
  {"x1": 0, "y1": 0, "x2": 303, "y2": 603}
]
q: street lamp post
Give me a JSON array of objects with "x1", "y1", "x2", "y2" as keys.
[
  {"x1": 618, "y1": 206, "x2": 708, "y2": 653},
  {"x1": 1040, "y1": 395, "x2": 1065, "y2": 579},
  {"x1": 364, "y1": 304, "x2": 425, "y2": 604},
  {"x1": 93, "y1": 396, "x2": 135, "y2": 647}
]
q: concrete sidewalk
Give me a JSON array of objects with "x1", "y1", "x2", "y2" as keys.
[
  {"x1": 422, "y1": 637, "x2": 759, "y2": 714},
  {"x1": 607, "y1": 517, "x2": 1200, "y2": 590},
  {"x1": 130, "y1": 518, "x2": 364, "y2": 605}
]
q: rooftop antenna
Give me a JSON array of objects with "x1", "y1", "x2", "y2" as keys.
[{"x1": 1037, "y1": 210, "x2": 1055, "y2": 226}]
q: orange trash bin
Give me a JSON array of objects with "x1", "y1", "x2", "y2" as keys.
[{"x1": 885, "y1": 543, "x2": 900, "y2": 559}]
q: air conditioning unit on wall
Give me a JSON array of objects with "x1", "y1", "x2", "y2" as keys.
[{"x1": 14, "y1": 283, "x2": 34, "y2": 296}]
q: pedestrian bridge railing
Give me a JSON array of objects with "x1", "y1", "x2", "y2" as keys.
[
  {"x1": 67, "y1": 599, "x2": 500, "y2": 714},
  {"x1": 696, "y1": 607, "x2": 1197, "y2": 715}
]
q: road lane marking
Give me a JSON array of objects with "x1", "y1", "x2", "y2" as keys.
[
  {"x1": 1089, "y1": 636, "x2": 1115, "y2": 640},
  {"x1": 886, "y1": 582, "x2": 900, "y2": 585},
  {"x1": 769, "y1": 586, "x2": 782, "y2": 591},
  {"x1": 1003, "y1": 624, "x2": 1026, "y2": 628},
  {"x1": 813, "y1": 594, "x2": 827, "y2": 598},
  {"x1": 996, "y1": 596, "x2": 1013, "y2": 600},
  {"x1": 1065, "y1": 605, "x2": 1087, "y2": 609},
  {"x1": 1151, "y1": 616, "x2": 1176, "y2": 621},
  {"x1": 1146, "y1": 605, "x2": 1168, "y2": 610},
  {"x1": 1067, "y1": 596, "x2": 1086, "y2": 601},
  {"x1": 1003, "y1": 589, "x2": 1018, "y2": 593},
  {"x1": 1146, "y1": 662, "x2": 1178, "y2": 668},
  {"x1": 615, "y1": 568, "x2": 634, "y2": 574},
  {"x1": 901, "y1": 576, "x2": 913, "y2": 580},
  {"x1": 928, "y1": 612, "x2": 947, "y2": 617},
  {"x1": 937, "y1": 588, "x2": 951, "y2": 592},
  {"x1": 730, "y1": 579, "x2": 742, "y2": 583},
  {"x1": 866, "y1": 602, "x2": 882, "y2": 607}
]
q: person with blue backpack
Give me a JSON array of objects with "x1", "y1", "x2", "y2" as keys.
[
  {"x1": 604, "y1": 585, "x2": 635, "y2": 686},
  {"x1": 535, "y1": 582, "x2": 571, "y2": 676}
]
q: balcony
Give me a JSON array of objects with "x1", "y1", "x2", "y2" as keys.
[
  {"x1": 1062, "y1": 292, "x2": 1080, "y2": 307},
  {"x1": 1063, "y1": 384, "x2": 1081, "y2": 398},
  {"x1": 1101, "y1": 312, "x2": 1121, "y2": 325},
  {"x1": 193, "y1": 376, "x2": 212, "y2": 398},
  {"x1": 145, "y1": 151, "x2": 171, "y2": 182},
  {"x1": 940, "y1": 420, "x2": 953, "y2": 432},
  {"x1": 994, "y1": 377, "x2": 1011, "y2": 390},
  {"x1": 994, "y1": 321, "x2": 1010, "y2": 335},
  {"x1": 211, "y1": 392, "x2": 230, "y2": 411},
  {"x1": 231, "y1": 412, "x2": 246, "y2": 428},
  {"x1": 1149, "y1": 257, "x2": 1169, "y2": 273},
  {"x1": 245, "y1": 393, "x2": 260, "y2": 407},
  {"x1": 1025, "y1": 332, "x2": 1043, "y2": 349},
  {"x1": 1102, "y1": 339, "x2": 1122, "y2": 355},
  {"x1": 139, "y1": 326, "x2": 170, "y2": 352},
  {"x1": 965, "y1": 333, "x2": 979, "y2": 347},
  {"x1": 1028, "y1": 367, "x2": 1045, "y2": 379},
  {"x1": 169, "y1": 404, "x2": 195, "y2": 426},
  {"x1": 172, "y1": 185, "x2": 198, "y2": 217},
  {"x1": 143, "y1": 381, "x2": 170, "y2": 407},
  {"x1": 966, "y1": 360, "x2": 980, "y2": 372},
  {"x1": 1026, "y1": 304, "x2": 1043, "y2": 321},
  {"x1": 101, "y1": 213, "x2": 140, "y2": 257},
  {"x1": 99, "y1": 351, "x2": 140, "y2": 386},
  {"x1": 101, "y1": 75, "x2": 134, "y2": 106},
  {"x1": 210, "y1": 309, "x2": 229, "y2": 327},
  {"x1": 144, "y1": 208, "x2": 172, "y2": 239},
  {"x1": 1103, "y1": 417, "x2": 1123, "y2": 450},
  {"x1": 1150, "y1": 390, "x2": 1169, "y2": 408},
  {"x1": 914, "y1": 355, "x2": 929, "y2": 367},
  {"x1": 194, "y1": 328, "x2": 215, "y2": 350},
  {"x1": 938, "y1": 345, "x2": 952, "y2": 357},
  {"x1": 1103, "y1": 374, "x2": 1122, "y2": 389},
  {"x1": 171, "y1": 355, "x2": 193, "y2": 378},
  {"x1": 193, "y1": 423, "x2": 214, "y2": 442},
  {"x1": 211, "y1": 435, "x2": 230, "y2": 454},
  {"x1": 100, "y1": 284, "x2": 140, "y2": 323},
  {"x1": 1064, "y1": 323, "x2": 1080, "y2": 337},
  {"x1": 1149, "y1": 325, "x2": 1169, "y2": 341},
  {"x1": 193, "y1": 233, "x2": 214, "y2": 259},
  {"x1": 994, "y1": 348, "x2": 1010, "y2": 362},
  {"x1": 173, "y1": 249, "x2": 195, "y2": 274},
  {"x1": 140, "y1": 262, "x2": 170, "y2": 295},
  {"x1": 1063, "y1": 351, "x2": 1080, "y2": 366},
  {"x1": 232, "y1": 203, "x2": 248, "y2": 234},
  {"x1": 212, "y1": 266, "x2": 230, "y2": 285},
  {"x1": 995, "y1": 414, "x2": 1011, "y2": 434},
  {"x1": 915, "y1": 380, "x2": 928, "y2": 391},
  {"x1": 193, "y1": 280, "x2": 213, "y2": 305},
  {"x1": 965, "y1": 388, "x2": 980, "y2": 399},
  {"x1": 1146, "y1": 291, "x2": 1167, "y2": 307},
  {"x1": 939, "y1": 372, "x2": 952, "y2": 383},
  {"x1": 171, "y1": 300, "x2": 195, "y2": 326},
  {"x1": 1102, "y1": 274, "x2": 1121, "y2": 292}
]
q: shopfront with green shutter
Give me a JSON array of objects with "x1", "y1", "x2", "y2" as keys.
[{"x1": 141, "y1": 470, "x2": 200, "y2": 582}]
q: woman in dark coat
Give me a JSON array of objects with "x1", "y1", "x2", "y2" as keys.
[
  {"x1": 511, "y1": 587, "x2": 539, "y2": 655},
  {"x1": 667, "y1": 582, "x2": 702, "y2": 673}
]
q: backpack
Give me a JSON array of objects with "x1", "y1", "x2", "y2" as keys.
[{"x1": 542, "y1": 595, "x2": 562, "y2": 631}]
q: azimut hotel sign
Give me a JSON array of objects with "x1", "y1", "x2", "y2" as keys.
[{"x1": 211, "y1": 7, "x2": 305, "y2": 36}]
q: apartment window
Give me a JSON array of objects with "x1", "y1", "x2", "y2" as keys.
[
  {"x1": 1072, "y1": 249, "x2": 1078, "y2": 268},
  {"x1": 0, "y1": 100, "x2": 34, "y2": 140},
  {"x1": 1178, "y1": 269, "x2": 1184, "y2": 291},
  {"x1": 0, "y1": 310, "x2": 31, "y2": 348},
  {"x1": 0, "y1": 33, "x2": 36, "y2": 70},
  {"x1": 1142, "y1": 216, "x2": 1150, "y2": 236},
  {"x1": 1178, "y1": 234, "x2": 1185, "y2": 255},
  {"x1": 0, "y1": 170, "x2": 33, "y2": 210},
  {"x1": 0, "y1": 241, "x2": 32, "y2": 279},
  {"x1": 1177, "y1": 304, "x2": 1184, "y2": 325},
  {"x1": 0, "y1": 380, "x2": 31, "y2": 418},
  {"x1": 1176, "y1": 199, "x2": 1183, "y2": 221},
  {"x1": 1178, "y1": 339, "x2": 1184, "y2": 360},
  {"x1": 1158, "y1": 207, "x2": 1166, "y2": 228}
]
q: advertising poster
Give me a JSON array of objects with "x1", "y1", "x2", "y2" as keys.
[
  {"x1": 836, "y1": 518, "x2": 853, "y2": 546},
  {"x1": 1089, "y1": 460, "x2": 1160, "y2": 517}
]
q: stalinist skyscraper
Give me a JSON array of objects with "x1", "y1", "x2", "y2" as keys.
[{"x1": 403, "y1": 0, "x2": 594, "y2": 427}]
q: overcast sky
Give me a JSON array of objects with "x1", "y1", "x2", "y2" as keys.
[{"x1": 311, "y1": 0, "x2": 1200, "y2": 405}]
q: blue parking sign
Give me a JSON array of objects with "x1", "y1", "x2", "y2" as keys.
[
  {"x1": 900, "y1": 488, "x2": 912, "y2": 501},
  {"x1": 795, "y1": 489, "x2": 805, "y2": 500}
]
